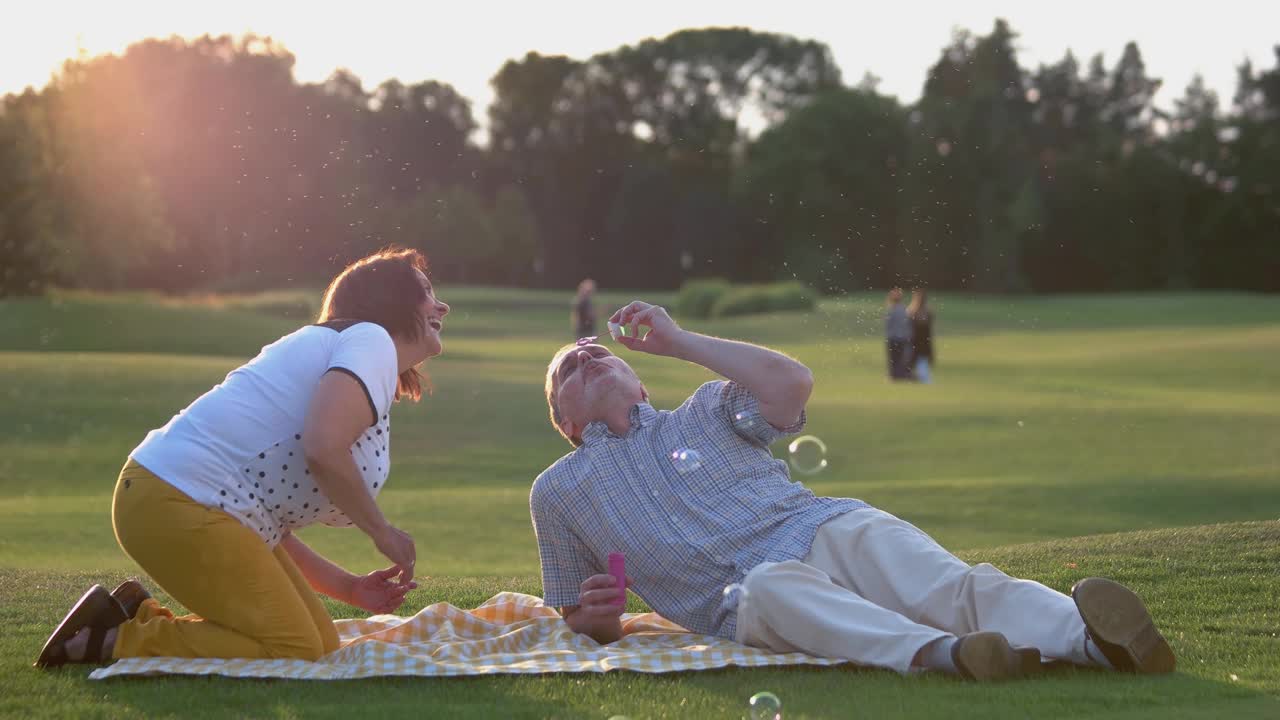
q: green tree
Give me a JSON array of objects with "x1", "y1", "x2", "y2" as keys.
[
  {"x1": 1161, "y1": 74, "x2": 1223, "y2": 288},
  {"x1": 488, "y1": 29, "x2": 841, "y2": 289},
  {"x1": 0, "y1": 98, "x2": 61, "y2": 296},
  {"x1": 491, "y1": 184, "x2": 539, "y2": 283},
  {"x1": 904, "y1": 20, "x2": 1035, "y2": 291},
  {"x1": 1208, "y1": 48, "x2": 1280, "y2": 290},
  {"x1": 736, "y1": 87, "x2": 908, "y2": 290},
  {"x1": 29, "y1": 68, "x2": 174, "y2": 289}
]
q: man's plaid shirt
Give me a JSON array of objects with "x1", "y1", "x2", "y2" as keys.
[{"x1": 530, "y1": 381, "x2": 868, "y2": 639}]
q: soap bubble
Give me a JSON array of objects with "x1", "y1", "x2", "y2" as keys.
[
  {"x1": 732, "y1": 411, "x2": 758, "y2": 432},
  {"x1": 671, "y1": 448, "x2": 703, "y2": 474},
  {"x1": 1017, "y1": 420, "x2": 1025, "y2": 428},
  {"x1": 723, "y1": 583, "x2": 750, "y2": 608},
  {"x1": 787, "y1": 435, "x2": 828, "y2": 476},
  {"x1": 749, "y1": 691, "x2": 783, "y2": 720}
]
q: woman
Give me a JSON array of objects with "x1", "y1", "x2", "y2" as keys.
[
  {"x1": 907, "y1": 289, "x2": 935, "y2": 383},
  {"x1": 884, "y1": 288, "x2": 912, "y2": 380},
  {"x1": 36, "y1": 247, "x2": 449, "y2": 667},
  {"x1": 572, "y1": 278, "x2": 597, "y2": 339}
]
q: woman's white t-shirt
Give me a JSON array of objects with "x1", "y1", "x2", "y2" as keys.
[{"x1": 131, "y1": 320, "x2": 398, "y2": 546}]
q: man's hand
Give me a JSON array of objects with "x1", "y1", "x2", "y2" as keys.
[
  {"x1": 610, "y1": 301, "x2": 686, "y2": 357},
  {"x1": 578, "y1": 572, "x2": 629, "y2": 612},
  {"x1": 349, "y1": 566, "x2": 418, "y2": 614},
  {"x1": 562, "y1": 573, "x2": 630, "y2": 644}
]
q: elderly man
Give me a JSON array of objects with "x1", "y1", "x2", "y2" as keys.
[{"x1": 529, "y1": 300, "x2": 1175, "y2": 680}]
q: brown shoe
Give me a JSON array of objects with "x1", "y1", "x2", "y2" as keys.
[
  {"x1": 34, "y1": 585, "x2": 128, "y2": 668},
  {"x1": 110, "y1": 579, "x2": 151, "y2": 619},
  {"x1": 1072, "y1": 577, "x2": 1176, "y2": 674},
  {"x1": 951, "y1": 631, "x2": 1042, "y2": 681}
]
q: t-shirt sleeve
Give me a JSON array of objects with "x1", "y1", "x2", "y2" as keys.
[
  {"x1": 327, "y1": 322, "x2": 398, "y2": 426},
  {"x1": 530, "y1": 476, "x2": 600, "y2": 609},
  {"x1": 684, "y1": 380, "x2": 806, "y2": 448}
]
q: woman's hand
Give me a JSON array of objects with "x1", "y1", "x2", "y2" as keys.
[
  {"x1": 280, "y1": 533, "x2": 414, "y2": 612},
  {"x1": 373, "y1": 524, "x2": 417, "y2": 582},
  {"x1": 349, "y1": 566, "x2": 418, "y2": 614}
]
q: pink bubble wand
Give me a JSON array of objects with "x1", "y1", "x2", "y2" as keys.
[{"x1": 608, "y1": 553, "x2": 626, "y2": 606}]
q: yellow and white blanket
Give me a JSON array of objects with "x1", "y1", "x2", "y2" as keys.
[{"x1": 89, "y1": 592, "x2": 848, "y2": 680}]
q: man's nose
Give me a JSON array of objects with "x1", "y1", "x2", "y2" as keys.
[{"x1": 437, "y1": 300, "x2": 450, "y2": 316}]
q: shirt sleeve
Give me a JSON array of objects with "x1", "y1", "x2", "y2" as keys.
[
  {"x1": 687, "y1": 380, "x2": 807, "y2": 448},
  {"x1": 530, "y1": 476, "x2": 600, "y2": 609},
  {"x1": 327, "y1": 322, "x2": 398, "y2": 426}
]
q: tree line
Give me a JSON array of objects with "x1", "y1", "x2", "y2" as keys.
[{"x1": 1, "y1": 21, "x2": 1277, "y2": 297}]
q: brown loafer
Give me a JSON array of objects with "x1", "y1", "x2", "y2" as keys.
[
  {"x1": 1072, "y1": 577, "x2": 1176, "y2": 674},
  {"x1": 951, "y1": 631, "x2": 1042, "y2": 681},
  {"x1": 110, "y1": 579, "x2": 151, "y2": 619},
  {"x1": 34, "y1": 585, "x2": 128, "y2": 668}
]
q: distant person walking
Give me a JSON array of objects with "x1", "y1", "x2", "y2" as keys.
[
  {"x1": 573, "y1": 279, "x2": 598, "y2": 339},
  {"x1": 885, "y1": 288, "x2": 912, "y2": 380},
  {"x1": 908, "y1": 289, "x2": 935, "y2": 384}
]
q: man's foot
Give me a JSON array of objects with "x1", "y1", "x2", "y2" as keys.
[
  {"x1": 951, "y1": 632, "x2": 1042, "y2": 681},
  {"x1": 1072, "y1": 577, "x2": 1175, "y2": 674}
]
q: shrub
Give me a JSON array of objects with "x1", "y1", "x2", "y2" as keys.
[
  {"x1": 224, "y1": 291, "x2": 317, "y2": 320},
  {"x1": 710, "y1": 281, "x2": 816, "y2": 318},
  {"x1": 674, "y1": 278, "x2": 731, "y2": 319}
]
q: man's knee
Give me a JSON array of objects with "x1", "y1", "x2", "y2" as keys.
[{"x1": 741, "y1": 559, "x2": 821, "y2": 605}]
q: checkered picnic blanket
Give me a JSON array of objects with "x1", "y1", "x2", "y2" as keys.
[{"x1": 89, "y1": 592, "x2": 849, "y2": 679}]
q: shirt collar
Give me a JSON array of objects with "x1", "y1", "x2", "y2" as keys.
[{"x1": 581, "y1": 402, "x2": 658, "y2": 445}]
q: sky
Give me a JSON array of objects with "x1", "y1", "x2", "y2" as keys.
[{"x1": 3, "y1": 0, "x2": 1277, "y2": 123}]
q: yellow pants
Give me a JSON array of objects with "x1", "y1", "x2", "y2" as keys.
[{"x1": 111, "y1": 460, "x2": 340, "y2": 660}]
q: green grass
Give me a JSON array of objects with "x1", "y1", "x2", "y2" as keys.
[{"x1": 1, "y1": 288, "x2": 1278, "y2": 718}]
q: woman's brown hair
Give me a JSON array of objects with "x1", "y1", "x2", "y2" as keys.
[{"x1": 318, "y1": 247, "x2": 431, "y2": 401}]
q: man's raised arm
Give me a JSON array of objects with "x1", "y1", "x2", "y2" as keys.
[{"x1": 611, "y1": 301, "x2": 813, "y2": 429}]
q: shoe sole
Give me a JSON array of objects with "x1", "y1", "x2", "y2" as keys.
[
  {"x1": 1073, "y1": 578, "x2": 1176, "y2": 674},
  {"x1": 952, "y1": 632, "x2": 1042, "y2": 681}
]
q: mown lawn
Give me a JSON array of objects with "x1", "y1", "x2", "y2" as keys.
[{"x1": 1, "y1": 289, "x2": 1277, "y2": 718}]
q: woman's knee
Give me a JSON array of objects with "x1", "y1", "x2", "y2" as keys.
[
  {"x1": 319, "y1": 622, "x2": 341, "y2": 655},
  {"x1": 266, "y1": 626, "x2": 328, "y2": 661}
]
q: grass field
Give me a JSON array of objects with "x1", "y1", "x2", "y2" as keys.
[{"x1": 1, "y1": 288, "x2": 1277, "y2": 718}]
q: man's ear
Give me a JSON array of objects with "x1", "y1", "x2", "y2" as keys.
[{"x1": 559, "y1": 417, "x2": 580, "y2": 441}]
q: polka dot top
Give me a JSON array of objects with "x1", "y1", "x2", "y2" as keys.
[
  {"x1": 131, "y1": 320, "x2": 401, "y2": 547},
  {"x1": 222, "y1": 419, "x2": 392, "y2": 543}
]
